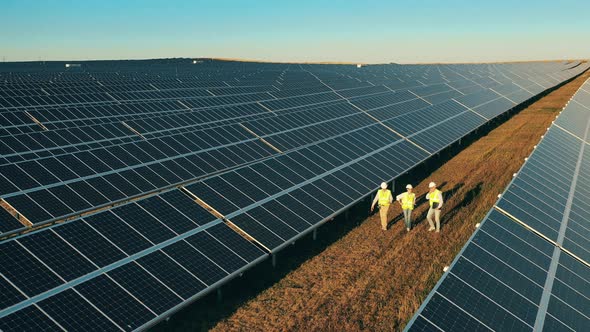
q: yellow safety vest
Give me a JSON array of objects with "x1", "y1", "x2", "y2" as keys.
[
  {"x1": 429, "y1": 189, "x2": 441, "y2": 207},
  {"x1": 401, "y1": 193, "x2": 416, "y2": 210},
  {"x1": 378, "y1": 189, "x2": 392, "y2": 206}
]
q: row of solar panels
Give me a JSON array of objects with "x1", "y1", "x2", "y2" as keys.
[
  {"x1": 406, "y1": 78, "x2": 590, "y2": 331},
  {"x1": 0, "y1": 65, "x2": 579, "y2": 161},
  {"x1": 0, "y1": 61, "x2": 588, "y2": 331},
  {"x1": 0, "y1": 59, "x2": 580, "y2": 106},
  {"x1": 1, "y1": 64, "x2": 580, "y2": 133},
  {"x1": 4, "y1": 62, "x2": 588, "y2": 249},
  {"x1": 1, "y1": 66, "x2": 582, "y2": 236},
  {"x1": 0, "y1": 82, "x2": 273, "y2": 98},
  {"x1": 1, "y1": 61, "x2": 580, "y2": 96},
  {"x1": 1, "y1": 61, "x2": 586, "y2": 241},
  {"x1": 0, "y1": 66, "x2": 572, "y2": 128}
]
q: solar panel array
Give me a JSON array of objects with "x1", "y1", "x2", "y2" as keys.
[
  {"x1": 406, "y1": 78, "x2": 590, "y2": 331},
  {"x1": 0, "y1": 59, "x2": 588, "y2": 331}
]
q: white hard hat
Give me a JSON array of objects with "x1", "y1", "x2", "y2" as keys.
[
  {"x1": 428, "y1": 182, "x2": 436, "y2": 188},
  {"x1": 406, "y1": 184, "x2": 413, "y2": 189},
  {"x1": 380, "y1": 182, "x2": 387, "y2": 189}
]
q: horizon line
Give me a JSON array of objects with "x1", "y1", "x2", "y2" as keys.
[{"x1": 1, "y1": 56, "x2": 588, "y2": 66}]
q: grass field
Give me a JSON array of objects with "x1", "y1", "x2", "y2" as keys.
[{"x1": 153, "y1": 70, "x2": 590, "y2": 332}]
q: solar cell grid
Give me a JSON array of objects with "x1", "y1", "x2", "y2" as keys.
[
  {"x1": 0, "y1": 305, "x2": 62, "y2": 332},
  {"x1": 137, "y1": 250, "x2": 207, "y2": 299},
  {"x1": 107, "y1": 262, "x2": 183, "y2": 315},
  {"x1": 0, "y1": 208, "x2": 23, "y2": 234},
  {"x1": 163, "y1": 241, "x2": 228, "y2": 286},
  {"x1": 37, "y1": 289, "x2": 121, "y2": 331},
  {"x1": 84, "y1": 211, "x2": 152, "y2": 255},
  {"x1": 75, "y1": 274, "x2": 156, "y2": 330}
]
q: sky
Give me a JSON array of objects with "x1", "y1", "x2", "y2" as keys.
[{"x1": 1, "y1": 0, "x2": 589, "y2": 63}]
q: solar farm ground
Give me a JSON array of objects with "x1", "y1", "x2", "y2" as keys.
[{"x1": 152, "y1": 68, "x2": 590, "y2": 332}]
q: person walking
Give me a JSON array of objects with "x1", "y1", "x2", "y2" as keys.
[
  {"x1": 426, "y1": 182, "x2": 443, "y2": 232},
  {"x1": 396, "y1": 184, "x2": 416, "y2": 232},
  {"x1": 371, "y1": 182, "x2": 392, "y2": 231}
]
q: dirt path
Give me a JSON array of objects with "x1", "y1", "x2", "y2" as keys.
[{"x1": 199, "y1": 72, "x2": 590, "y2": 332}]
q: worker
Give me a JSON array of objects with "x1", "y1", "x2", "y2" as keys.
[
  {"x1": 371, "y1": 182, "x2": 393, "y2": 231},
  {"x1": 426, "y1": 182, "x2": 444, "y2": 232},
  {"x1": 396, "y1": 184, "x2": 416, "y2": 231}
]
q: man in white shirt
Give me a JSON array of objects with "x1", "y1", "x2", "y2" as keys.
[{"x1": 426, "y1": 182, "x2": 443, "y2": 233}]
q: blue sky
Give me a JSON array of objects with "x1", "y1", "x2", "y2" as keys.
[{"x1": 1, "y1": 0, "x2": 588, "y2": 63}]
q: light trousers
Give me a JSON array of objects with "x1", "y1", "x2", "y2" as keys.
[
  {"x1": 403, "y1": 209, "x2": 412, "y2": 229},
  {"x1": 379, "y1": 205, "x2": 390, "y2": 230},
  {"x1": 427, "y1": 207, "x2": 441, "y2": 231}
]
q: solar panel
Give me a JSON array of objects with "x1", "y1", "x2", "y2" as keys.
[
  {"x1": 0, "y1": 207, "x2": 22, "y2": 234},
  {"x1": 75, "y1": 274, "x2": 157, "y2": 330},
  {"x1": 37, "y1": 289, "x2": 121, "y2": 331},
  {"x1": 0, "y1": 305, "x2": 63, "y2": 331},
  {"x1": 136, "y1": 250, "x2": 208, "y2": 299},
  {"x1": 1, "y1": 59, "x2": 589, "y2": 330}
]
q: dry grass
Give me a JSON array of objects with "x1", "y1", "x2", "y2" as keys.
[{"x1": 207, "y1": 71, "x2": 590, "y2": 332}]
